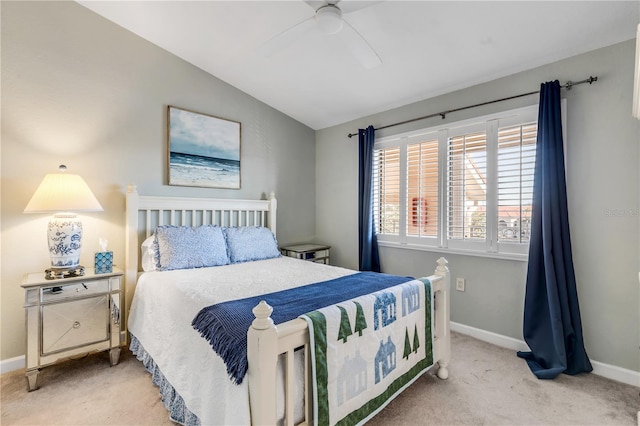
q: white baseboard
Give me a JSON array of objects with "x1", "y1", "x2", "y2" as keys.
[
  {"x1": 451, "y1": 321, "x2": 640, "y2": 387},
  {"x1": 1, "y1": 355, "x2": 25, "y2": 374},
  {"x1": 591, "y1": 360, "x2": 640, "y2": 387},
  {"x1": 451, "y1": 321, "x2": 531, "y2": 352}
]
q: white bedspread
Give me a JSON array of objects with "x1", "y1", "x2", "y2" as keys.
[{"x1": 128, "y1": 256, "x2": 355, "y2": 425}]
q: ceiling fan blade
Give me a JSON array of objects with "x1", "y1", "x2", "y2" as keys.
[
  {"x1": 257, "y1": 16, "x2": 316, "y2": 58},
  {"x1": 335, "y1": 1, "x2": 384, "y2": 15},
  {"x1": 340, "y1": 20, "x2": 382, "y2": 69}
]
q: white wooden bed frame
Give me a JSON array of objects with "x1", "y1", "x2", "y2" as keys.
[{"x1": 124, "y1": 185, "x2": 451, "y2": 426}]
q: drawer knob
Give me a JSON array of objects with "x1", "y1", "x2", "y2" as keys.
[{"x1": 73, "y1": 321, "x2": 81, "y2": 329}]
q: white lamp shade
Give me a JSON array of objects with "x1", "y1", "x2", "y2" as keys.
[
  {"x1": 24, "y1": 170, "x2": 103, "y2": 213},
  {"x1": 633, "y1": 23, "x2": 640, "y2": 119}
]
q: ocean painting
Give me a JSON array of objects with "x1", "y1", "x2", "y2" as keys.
[{"x1": 168, "y1": 106, "x2": 241, "y2": 189}]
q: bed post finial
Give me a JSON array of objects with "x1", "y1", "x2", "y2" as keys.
[
  {"x1": 436, "y1": 257, "x2": 448, "y2": 273},
  {"x1": 251, "y1": 300, "x2": 274, "y2": 330},
  {"x1": 127, "y1": 184, "x2": 138, "y2": 194}
]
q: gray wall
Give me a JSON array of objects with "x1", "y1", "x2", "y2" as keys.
[
  {"x1": 317, "y1": 40, "x2": 640, "y2": 372},
  {"x1": 1, "y1": 1, "x2": 316, "y2": 360}
]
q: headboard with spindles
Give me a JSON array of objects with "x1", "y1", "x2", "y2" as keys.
[{"x1": 123, "y1": 184, "x2": 277, "y2": 335}]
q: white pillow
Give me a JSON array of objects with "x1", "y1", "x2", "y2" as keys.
[
  {"x1": 141, "y1": 236, "x2": 156, "y2": 272},
  {"x1": 224, "y1": 226, "x2": 281, "y2": 264},
  {"x1": 154, "y1": 225, "x2": 230, "y2": 271}
]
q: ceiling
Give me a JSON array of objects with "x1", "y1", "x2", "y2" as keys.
[{"x1": 78, "y1": 1, "x2": 639, "y2": 130}]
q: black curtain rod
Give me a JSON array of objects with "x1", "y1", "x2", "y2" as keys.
[{"x1": 347, "y1": 76, "x2": 598, "y2": 138}]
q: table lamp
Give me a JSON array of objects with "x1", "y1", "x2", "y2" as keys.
[{"x1": 24, "y1": 165, "x2": 104, "y2": 280}]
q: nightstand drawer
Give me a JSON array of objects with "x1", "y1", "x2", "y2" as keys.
[
  {"x1": 41, "y1": 295, "x2": 109, "y2": 355},
  {"x1": 298, "y1": 248, "x2": 329, "y2": 261},
  {"x1": 40, "y1": 279, "x2": 110, "y2": 304}
]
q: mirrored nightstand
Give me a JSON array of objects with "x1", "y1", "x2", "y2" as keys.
[
  {"x1": 21, "y1": 267, "x2": 124, "y2": 391},
  {"x1": 280, "y1": 243, "x2": 331, "y2": 264}
]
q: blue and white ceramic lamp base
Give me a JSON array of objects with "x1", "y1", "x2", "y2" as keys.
[
  {"x1": 45, "y1": 213, "x2": 87, "y2": 279},
  {"x1": 47, "y1": 214, "x2": 82, "y2": 268},
  {"x1": 44, "y1": 213, "x2": 112, "y2": 278}
]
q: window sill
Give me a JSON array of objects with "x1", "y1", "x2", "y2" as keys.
[{"x1": 377, "y1": 241, "x2": 529, "y2": 262}]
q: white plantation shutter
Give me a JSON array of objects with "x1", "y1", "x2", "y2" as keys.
[
  {"x1": 373, "y1": 104, "x2": 542, "y2": 258},
  {"x1": 373, "y1": 146, "x2": 400, "y2": 235},
  {"x1": 407, "y1": 140, "x2": 438, "y2": 238},
  {"x1": 447, "y1": 131, "x2": 487, "y2": 243},
  {"x1": 497, "y1": 123, "x2": 537, "y2": 244}
]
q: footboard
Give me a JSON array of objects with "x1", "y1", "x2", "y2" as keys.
[{"x1": 247, "y1": 257, "x2": 451, "y2": 426}]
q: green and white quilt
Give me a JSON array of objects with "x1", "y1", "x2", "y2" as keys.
[{"x1": 300, "y1": 277, "x2": 433, "y2": 426}]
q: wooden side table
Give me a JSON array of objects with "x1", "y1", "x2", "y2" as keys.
[
  {"x1": 21, "y1": 267, "x2": 124, "y2": 391},
  {"x1": 280, "y1": 243, "x2": 331, "y2": 264}
]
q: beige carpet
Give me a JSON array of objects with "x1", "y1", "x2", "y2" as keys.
[{"x1": 1, "y1": 333, "x2": 637, "y2": 425}]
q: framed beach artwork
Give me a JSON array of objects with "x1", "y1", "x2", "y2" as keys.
[{"x1": 168, "y1": 106, "x2": 241, "y2": 189}]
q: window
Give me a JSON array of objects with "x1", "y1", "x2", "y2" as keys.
[
  {"x1": 447, "y1": 129, "x2": 487, "y2": 251},
  {"x1": 373, "y1": 105, "x2": 541, "y2": 258},
  {"x1": 372, "y1": 146, "x2": 400, "y2": 235},
  {"x1": 407, "y1": 139, "x2": 439, "y2": 238},
  {"x1": 496, "y1": 123, "x2": 536, "y2": 245}
]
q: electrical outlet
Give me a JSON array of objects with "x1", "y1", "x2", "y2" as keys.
[{"x1": 456, "y1": 277, "x2": 465, "y2": 292}]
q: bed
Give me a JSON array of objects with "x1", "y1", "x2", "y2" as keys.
[{"x1": 124, "y1": 185, "x2": 451, "y2": 425}]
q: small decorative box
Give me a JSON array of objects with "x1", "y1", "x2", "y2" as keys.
[{"x1": 95, "y1": 251, "x2": 113, "y2": 274}]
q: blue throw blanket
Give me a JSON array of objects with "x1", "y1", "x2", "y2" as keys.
[{"x1": 192, "y1": 272, "x2": 412, "y2": 385}]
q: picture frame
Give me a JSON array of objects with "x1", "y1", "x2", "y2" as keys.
[{"x1": 168, "y1": 106, "x2": 241, "y2": 189}]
